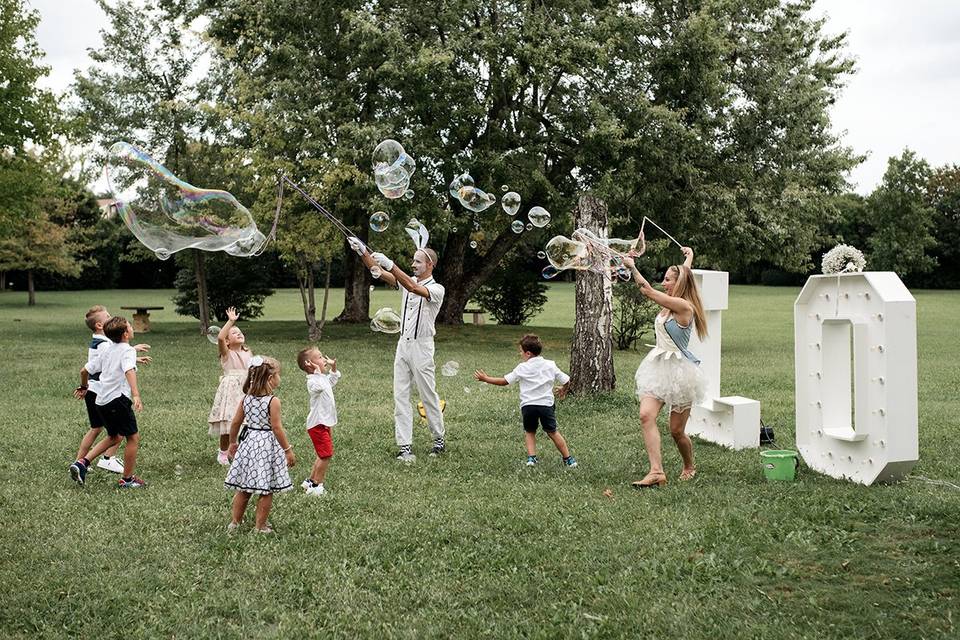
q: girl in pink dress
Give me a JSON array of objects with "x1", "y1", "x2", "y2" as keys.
[{"x1": 208, "y1": 306, "x2": 252, "y2": 465}]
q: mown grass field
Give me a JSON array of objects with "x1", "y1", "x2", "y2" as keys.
[{"x1": 0, "y1": 284, "x2": 957, "y2": 639}]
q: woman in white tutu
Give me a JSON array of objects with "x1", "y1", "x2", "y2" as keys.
[{"x1": 622, "y1": 248, "x2": 707, "y2": 487}]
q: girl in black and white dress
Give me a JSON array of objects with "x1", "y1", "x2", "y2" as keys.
[{"x1": 224, "y1": 356, "x2": 296, "y2": 533}]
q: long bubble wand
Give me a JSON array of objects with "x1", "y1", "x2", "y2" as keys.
[
  {"x1": 278, "y1": 174, "x2": 361, "y2": 242},
  {"x1": 639, "y1": 216, "x2": 683, "y2": 249}
]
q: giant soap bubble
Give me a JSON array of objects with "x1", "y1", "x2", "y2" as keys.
[
  {"x1": 543, "y1": 228, "x2": 642, "y2": 281},
  {"x1": 372, "y1": 139, "x2": 416, "y2": 199},
  {"x1": 449, "y1": 172, "x2": 496, "y2": 212},
  {"x1": 370, "y1": 307, "x2": 402, "y2": 333},
  {"x1": 105, "y1": 142, "x2": 268, "y2": 260}
]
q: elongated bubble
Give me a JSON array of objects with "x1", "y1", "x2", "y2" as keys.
[
  {"x1": 449, "y1": 172, "x2": 496, "y2": 212},
  {"x1": 543, "y1": 228, "x2": 642, "y2": 280},
  {"x1": 372, "y1": 140, "x2": 416, "y2": 199},
  {"x1": 370, "y1": 307, "x2": 402, "y2": 334},
  {"x1": 501, "y1": 192, "x2": 521, "y2": 216},
  {"x1": 105, "y1": 141, "x2": 267, "y2": 259}
]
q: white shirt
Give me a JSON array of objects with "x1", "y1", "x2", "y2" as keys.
[
  {"x1": 399, "y1": 277, "x2": 444, "y2": 340},
  {"x1": 504, "y1": 356, "x2": 570, "y2": 408},
  {"x1": 85, "y1": 341, "x2": 137, "y2": 405},
  {"x1": 305, "y1": 370, "x2": 342, "y2": 427},
  {"x1": 87, "y1": 334, "x2": 111, "y2": 395}
]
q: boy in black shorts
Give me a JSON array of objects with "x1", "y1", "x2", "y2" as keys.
[
  {"x1": 474, "y1": 334, "x2": 577, "y2": 467},
  {"x1": 70, "y1": 316, "x2": 148, "y2": 488}
]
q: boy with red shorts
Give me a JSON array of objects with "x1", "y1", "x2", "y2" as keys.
[{"x1": 296, "y1": 347, "x2": 341, "y2": 496}]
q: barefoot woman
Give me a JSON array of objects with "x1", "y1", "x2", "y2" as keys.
[{"x1": 621, "y1": 247, "x2": 707, "y2": 487}]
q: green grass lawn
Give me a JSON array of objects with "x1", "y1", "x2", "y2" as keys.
[{"x1": 0, "y1": 284, "x2": 957, "y2": 639}]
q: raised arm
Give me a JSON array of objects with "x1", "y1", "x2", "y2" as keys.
[
  {"x1": 217, "y1": 307, "x2": 239, "y2": 358},
  {"x1": 681, "y1": 246, "x2": 694, "y2": 269},
  {"x1": 621, "y1": 255, "x2": 693, "y2": 319},
  {"x1": 349, "y1": 237, "x2": 399, "y2": 288}
]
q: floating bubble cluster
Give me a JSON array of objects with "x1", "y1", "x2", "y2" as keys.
[
  {"x1": 543, "y1": 228, "x2": 642, "y2": 281},
  {"x1": 441, "y1": 361, "x2": 460, "y2": 377},
  {"x1": 370, "y1": 307, "x2": 402, "y2": 333},
  {"x1": 105, "y1": 142, "x2": 268, "y2": 260},
  {"x1": 511, "y1": 220, "x2": 524, "y2": 234},
  {"x1": 206, "y1": 325, "x2": 220, "y2": 345},
  {"x1": 501, "y1": 192, "x2": 521, "y2": 216},
  {"x1": 449, "y1": 172, "x2": 496, "y2": 212},
  {"x1": 528, "y1": 206, "x2": 551, "y2": 228},
  {"x1": 369, "y1": 211, "x2": 390, "y2": 232},
  {"x1": 372, "y1": 139, "x2": 416, "y2": 199}
]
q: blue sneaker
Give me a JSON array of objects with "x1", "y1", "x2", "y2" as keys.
[
  {"x1": 526, "y1": 455, "x2": 538, "y2": 466},
  {"x1": 69, "y1": 461, "x2": 88, "y2": 485},
  {"x1": 564, "y1": 456, "x2": 578, "y2": 468}
]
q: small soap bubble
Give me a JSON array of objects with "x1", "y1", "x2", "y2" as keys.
[
  {"x1": 206, "y1": 325, "x2": 220, "y2": 345},
  {"x1": 403, "y1": 189, "x2": 414, "y2": 200},
  {"x1": 370, "y1": 307, "x2": 401, "y2": 334},
  {"x1": 470, "y1": 241, "x2": 478, "y2": 249},
  {"x1": 372, "y1": 139, "x2": 416, "y2": 199},
  {"x1": 441, "y1": 361, "x2": 460, "y2": 377},
  {"x1": 501, "y1": 184, "x2": 509, "y2": 192},
  {"x1": 501, "y1": 192, "x2": 521, "y2": 216},
  {"x1": 537, "y1": 251, "x2": 546, "y2": 259},
  {"x1": 511, "y1": 220, "x2": 524, "y2": 234},
  {"x1": 528, "y1": 206, "x2": 551, "y2": 228},
  {"x1": 369, "y1": 211, "x2": 390, "y2": 232},
  {"x1": 370, "y1": 265, "x2": 382, "y2": 279},
  {"x1": 525, "y1": 223, "x2": 533, "y2": 231}
]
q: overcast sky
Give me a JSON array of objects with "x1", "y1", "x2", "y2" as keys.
[{"x1": 28, "y1": 0, "x2": 960, "y2": 195}]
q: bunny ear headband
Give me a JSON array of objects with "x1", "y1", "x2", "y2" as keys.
[{"x1": 405, "y1": 221, "x2": 432, "y2": 263}]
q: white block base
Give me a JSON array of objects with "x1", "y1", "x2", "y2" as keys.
[{"x1": 688, "y1": 396, "x2": 761, "y2": 450}]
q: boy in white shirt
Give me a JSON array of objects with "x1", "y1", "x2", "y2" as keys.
[
  {"x1": 70, "y1": 316, "x2": 147, "y2": 488},
  {"x1": 297, "y1": 347, "x2": 341, "y2": 496},
  {"x1": 475, "y1": 334, "x2": 577, "y2": 467}
]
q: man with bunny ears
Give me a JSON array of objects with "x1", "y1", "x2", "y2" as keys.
[{"x1": 351, "y1": 222, "x2": 446, "y2": 462}]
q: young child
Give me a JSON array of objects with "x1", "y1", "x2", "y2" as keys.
[
  {"x1": 474, "y1": 334, "x2": 577, "y2": 467},
  {"x1": 208, "y1": 306, "x2": 252, "y2": 465},
  {"x1": 297, "y1": 347, "x2": 341, "y2": 496},
  {"x1": 69, "y1": 316, "x2": 148, "y2": 488},
  {"x1": 224, "y1": 356, "x2": 295, "y2": 533}
]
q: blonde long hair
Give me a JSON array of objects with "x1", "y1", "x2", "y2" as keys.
[{"x1": 669, "y1": 265, "x2": 708, "y2": 339}]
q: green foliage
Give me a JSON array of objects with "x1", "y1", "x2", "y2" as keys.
[
  {"x1": 173, "y1": 253, "x2": 275, "y2": 321},
  {"x1": 612, "y1": 281, "x2": 660, "y2": 351},
  {"x1": 472, "y1": 250, "x2": 548, "y2": 325},
  {"x1": 0, "y1": 0, "x2": 58, "y2": 151},
  {"x1": 866, "y1": 150, "x2": 937, "y2": 279},
  {"x1": 924, "y1": 165, "x2": 960, "y2": 288}
]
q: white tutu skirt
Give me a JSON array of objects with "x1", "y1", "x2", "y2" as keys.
[{"x1": 635, "y1": 352, "x2": 707, "y2": 412}]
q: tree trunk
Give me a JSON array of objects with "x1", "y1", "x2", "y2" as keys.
[
  {"x1": 318, "y1": 259, "x2": 332, "y2": 333},
  {"x1": 336, "y1": 237, "x2": 370, "y2": 323},
  {"x1": 568, "y1": 194, "x2": 615, "y2": 394},
  {"x1": 0, "y1": 271, "x2": 6, "y2": 292},
  {"x1": 437, "y1": 226, "x2": 524, "y2": 324},
  {"x1": 298, "y1": 258, "x2": 320, "y2": 342},
  {"x1": 27, "y1": 270, "x2": 35, "y2": 306},
  {"x1": 194, "y1": 250, "x2": 210, "y2": 333}
]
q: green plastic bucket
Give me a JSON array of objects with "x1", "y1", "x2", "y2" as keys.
[{"x1": 760, "y1": 450, "x2": 799, "y2": 481}]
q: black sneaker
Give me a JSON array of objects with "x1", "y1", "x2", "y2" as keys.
[
  {"x1": 396, "y1": 445, "x2": 416, "y2": 463},
  {"x1": 69, "y1": 461, "x2": 88, "y2": 485},
  {"x1": 429, "y1": 439, "x2": 445, "y2": 456}
]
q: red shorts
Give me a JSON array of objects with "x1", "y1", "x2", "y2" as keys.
[{"x1": 307, "y1": 425, "x2": 333, "y2": 458}]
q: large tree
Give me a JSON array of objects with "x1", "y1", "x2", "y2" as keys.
[
  {"x1": 201, "y1": 0, "x2": 859, "y2": 323},
  {"x1": 69, "y1": 0, "x2": 215, "y2": 330}
]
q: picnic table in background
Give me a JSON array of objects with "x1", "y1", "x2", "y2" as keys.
[{"x1": 120, "y1": 306, "x2": 165, "y2": 333}]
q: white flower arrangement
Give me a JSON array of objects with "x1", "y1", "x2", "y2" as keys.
[{"x1": 822, "y1": 244, "x2": 866, "y2": 275}]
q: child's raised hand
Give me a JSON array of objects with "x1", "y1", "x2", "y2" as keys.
[
  {"x1": 473, "y1": 369, "x2": 487, "y2": 382},
  {"x1": 226, "y1": 307, "x2": 239, "y2": 322},
  {"x1": 136, "y1": 355, "x2": 152, "y2": 365},
  {"x1": 325, "y1": 357, "x2": 336, "y2": 369},
  {"x1": 134, "y1": 343, "x2": 151, "y2": 352}
]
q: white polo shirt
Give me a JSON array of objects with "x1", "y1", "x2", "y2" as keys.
[
  {"x1": 305, "y1": 370, "x2": 342, "y2": 428},
  {"x1": 399, "y1": 276, "x2": 444, "y2": 340},
  {"x1": 85, "y1": 341, "x2": 137, "y2": 405},
  {"x1": 504, "y1": 356, "x2": 570, "y2": 408},
  {"x1": 87, "y1": 334, "x2": 111, "y2": 395}
]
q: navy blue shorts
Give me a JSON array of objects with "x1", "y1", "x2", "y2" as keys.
[
  {"x1": 83, "y1": 390, "x2": 103, "y2": 429},
  {"x1": 521, "y1": 404, "x2": 558, "y2": 434},
  {"x1": 98, "y1": 396, "x2": 138, "y2": 438}
]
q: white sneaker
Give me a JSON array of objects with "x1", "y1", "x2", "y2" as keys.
[
  {"x1": 217, "y1": 450, "x2": 230, "y2": 466},
  {"x1": 396, "y1": 451, "x2": 417, "y2": 463},
  {"x1": 301, "y1": 478, "x2": 314, "y2": 490},
  {"x1": 97, "y1": 456, "x2": 124, "y2": 473},
  {"x1": 306, "y1": 484, "x2": 326, "y2": 497}
]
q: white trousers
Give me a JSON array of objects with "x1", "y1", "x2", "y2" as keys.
[{"x1": 394, "y1": 337, "x2": 445, "y2": 446}]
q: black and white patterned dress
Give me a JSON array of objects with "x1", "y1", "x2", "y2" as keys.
[{"x1": 224, "y1": 395, "x2": 292, "y2": 495}]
